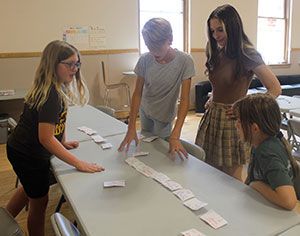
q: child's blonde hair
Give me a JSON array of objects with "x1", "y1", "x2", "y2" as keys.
[
  {"x1": 233, "y1": 93, "x2": 299, "y2": 177},
  {"x1": 142, "y1": 18, "x2": 173, "y2": 51},
  {"x1": 25, "y1": 40, "x2": 89, "y2": 111}
]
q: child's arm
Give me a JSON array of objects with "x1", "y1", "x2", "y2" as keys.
[
  {"x1": 250, "y1": 181, "x2": 297, "y2": 210},
  {"x1": 253, "y1": 65, "x2": 282, "y2": 98},
  {"x1": 169, "y1": 78, "x2": 191, "y2": 160},
  {"x1": 118, "y1": 76, "x2": 144, "y2": 152},
  {"x1": 39, "y1": 123, "x2": 104, "y2": 173}
]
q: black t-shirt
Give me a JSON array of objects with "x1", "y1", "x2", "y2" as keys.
[{"x1": 8, "y1": 86, "x2": 67, "y2": 160}]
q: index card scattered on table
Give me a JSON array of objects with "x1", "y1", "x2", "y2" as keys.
[
  {"x1": 200, "y1": 209, "x2": 228, "y2": 229},
  {"x1": 161, "y1": 180, "x2": 182, "y2": 191},
  {"x1": 125, "y1": 157, "x2": 139, "y2": 166},
  {"x1": 142, "y1": 136, "x2": 158, "y2": 143},
  {"x1": 103, "y1": 180, "x2": 125, "y2": 187},
  {"x1": 77, "y1": 126, "x2": 97, "y2": 135},
  {"x1": 137, "y1": 133, "x2": 145, "y2": 140},
  {"x1": 153, "y1": 172, "x2": 171, "y2": 183},
  {"x1": 133, "y1": 151, "x2": 149, "y2": 157},
  {"x1": 181, "y1": 228, "x2": 207, "y2": 236},
  {"x1": 91, "y1": 135, "x2": 106, "y2": 143},
  {"x1": 183, "y1": 198, "x2": 208, "y2": 211},
  {"x1": 101, "y1": 142, "x2": 112, "y2": 149},
  {"x1": 173, "y1": 189, "x2": 194, "y2": 202},
  {"x1": 0, "y1": 89, "x2": 15, "y2": 96}
]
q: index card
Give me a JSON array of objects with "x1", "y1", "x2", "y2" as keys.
[
  {"x1": 142, "y1": 136, "x2": 158, "y2": 143},
  {"x1": 91, "y1": 135, "x2": 106, "y2": 143},
  {"x1": 101, "y1": 142, "x2": 112, "y2": 149},
  {"x1": 161, "y1": 180, "x2": 182, "y2": 191},
  {"x1": 173, "y1": 189, "x2": 194, "y2": 202},
  {"x1": 183, "y1": 198, "x2": 208, "y2": 211},
  {"x1": 181, "y1": 228, "x2": 207, "y2": 236},
  {"x1": 153, "y1": 173, "x2": 171, "y2": 183},
  {"x1": 103, "y1": 180, "x2": 125, "y2": 187},
  {"x1": 200, "y1": 210, "x2": 228, "y2": 229}
]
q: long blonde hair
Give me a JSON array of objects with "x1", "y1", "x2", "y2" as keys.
[
  {"x1": 233, "y1": 93, "x2": 299, "y2": 177},
  {"x1": 25, "y1": 40, "x2": 89, "y2": 111}
]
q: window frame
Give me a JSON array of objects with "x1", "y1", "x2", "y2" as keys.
[
  {"x1": 257, "y1": 0, "x2": 292, "y2": 65},
  {"x1": 137, "y1": 0, "x2": 190, "y2": 54}
]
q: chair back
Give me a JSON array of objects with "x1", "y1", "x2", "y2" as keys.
[
  {"x1": 180, "y1": 138, "x2": 205, "y2": 161},
  {"x1": 51, "y1": 213, "x2": 80, "y2": 236},
  {"x1": 101, "y1": 61, "x2": 107, "y2": 86},
  {"x1": 288, "y1": 119, "x2": 300, "y2": 159},
  {"x1": 0, "y1": 207, "x2": 23, "y2": 236},
  {"x1": 96, "y1": 105, "x2": 115, "y2": 117}
]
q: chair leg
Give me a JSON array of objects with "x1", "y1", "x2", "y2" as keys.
[
  {"x1": 15, "y1": 177, "x2": 19, "y2": 188},
  {"x1": 55, "y1": 195, "x2": 66, "y2": 212},
  {"x1": 126, "y1": 87, "x2": 131, "y2": 106},
  {"x1": 104, "y1": 89, "x2": 109, "y2": 106}
]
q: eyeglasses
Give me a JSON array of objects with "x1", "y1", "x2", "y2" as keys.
[{"x1": 60, "y1": 61, "x2": 81, "y2": 70}]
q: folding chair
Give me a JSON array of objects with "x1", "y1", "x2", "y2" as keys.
[
  {"x1": 180, "y1": 138, "x2": 206, "y2": 161},
  {"x1": 0, "y1": 207, "x2": 23, "y2": 236},
  {"x1": 288, "y1": 118, "x2": 300, "y2": 162},
  {"x1": 51, "y1": 212, "x2": 80, "y2": 236}
]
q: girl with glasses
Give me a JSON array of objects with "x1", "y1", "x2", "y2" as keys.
[{"x1": 5, "y1": 40, "x2": 104, "y2": 236}]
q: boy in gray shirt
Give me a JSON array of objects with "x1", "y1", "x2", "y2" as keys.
[{"x1": 118, "y1": 18, "x2": 195, "y2": 160}]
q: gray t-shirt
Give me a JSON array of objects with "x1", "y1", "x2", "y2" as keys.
[{"x1": 134, "y1": 50, "x2": 195, "y2": 123}]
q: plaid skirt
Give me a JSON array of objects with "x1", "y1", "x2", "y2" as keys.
[{"x1": 195, "y1": 101, "x2": 250, "y2": 167}]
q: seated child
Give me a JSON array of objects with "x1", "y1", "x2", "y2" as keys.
[{"x1": 232, "y1": 93, "x2": 299, "y2": 210}]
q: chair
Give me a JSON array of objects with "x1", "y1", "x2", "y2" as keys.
[
  {"x1": 101, "y1": 61, "x2": 131, "y2": 111},
  {"x1": 0, "y1": 207, "x2": 23, "y2": 236},
  {"x1": 287, "y1": 118, "x2": 300, "y2": 162},
  {"x1": 180, "y1": 138, "x2": 206, "y2": 161},
  {"x1": 95, "y1": 105, "x2": 115, "y2": 117},
  {"x1": 51, "y1": 212, "x2": 80, "y2": 236}
]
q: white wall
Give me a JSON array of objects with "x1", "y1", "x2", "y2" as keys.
[{"x1": 0, "y1": 0, "x2": 138, "y2": 52}]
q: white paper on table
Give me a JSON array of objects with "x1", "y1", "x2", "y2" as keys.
[
  {"x1": 136, "y1": 165, "x2": 158, "y2": 178},
  {"x1": 153, "y1": 172, "x2": 171, "y2": 183},
  {"x1": 101, "y1": 142, "x2": 112, "y2": 149},
  {"x1": 91, "y1": 135, "x2": 106, "y2": 143},
  {"x1": 200, "y1": 209, "x2": 228, "y2": 229},
  {"x1": 173, "y1": 189, "x2": 194, "y2": 201},
  {"x1": 133, "y1": 151, "x2": 149, "y2": 157},
  {"x1": 183, "y1": 198, "x2": 208, "y2": 211},
  {"x1": 161, "y1": 180, "x2": 182, "y2": 191},
  {"x1": 181, "y1": 228, "x2": 207, "y2": 236},
  {"x1": 142, "y1": 136, "x2": 158, "y2": 143},
  {"x1": 103, "y1": 180, "x2": 125, "y2": 187},
  {"x1": 137, "y1": 133, "x2": 145, "y2": 140},
  {"x1": 77, "y1": 126, "x2": 97, "y2": 135},
  {"x1": 125, "y1": 157, "x2": 139, "y2": 167},
  {"x1": 132, "y1": 161, "x2": 148, "y2": 170}
]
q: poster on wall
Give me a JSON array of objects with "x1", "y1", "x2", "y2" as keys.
[
  {"x1": 63, "y1": 26, "x2": 89, "y2": 49},
  {"x1": 89, "y1": 26, "x2": 106, "y2": 49}
]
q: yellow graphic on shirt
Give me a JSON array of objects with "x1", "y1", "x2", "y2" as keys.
[{"x1": 54, "y1": 111, "x2": 67, "y2": 136}]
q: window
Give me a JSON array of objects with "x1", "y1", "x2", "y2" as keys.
[
  {"x1": 139, "y1": 0, "x2": 188, "y2": 54},
  {"x1": 257, "y1": 0, "x2": 292, "y2": 64}
]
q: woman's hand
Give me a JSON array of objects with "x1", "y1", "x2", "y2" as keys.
[
  {"x1": 204, "y1": 98, "x2": 212, "y2": 110},
  {"x1": 75, "y1": 160, "x2": 105, "y2": 173},
  {"x1": 225, "y1": 104, "x2": 235, "y2": 119},
  {"x1": 168, "y1": 138, "x2": 188, "y2": 161}
]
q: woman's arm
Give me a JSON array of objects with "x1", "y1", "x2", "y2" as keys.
[
  {"x1": 39, "y1": 123, "x2": 104, "y2": 173},
  {"x1": 253, "y1": 65, "x2": 282, "y2": 98},
  {"x1": 169, "y1": 78, "x2": 191, "y2": 160},
  {"x1": 118, "y1": 76, "x2": 144, "y2": 152},
  {"x1": 250, "y1": 181, "x2": 297, "y2": 210}
]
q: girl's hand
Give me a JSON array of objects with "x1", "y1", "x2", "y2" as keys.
[
  {"x1": 225, "y1": 105, "x2": 235, "y2": 119},
  {"x1": 168, "y1": 138, "x2": 188, "y2": 161},
  {"x1": 75, "y1": 160, "x2": 105, "y2": 173},
  {"x1": 63, "y1": 141, "x2": 79, "y2": 150},
  {"x1": 118, "y1": 129, "x2": 138, "y2": 152}
]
